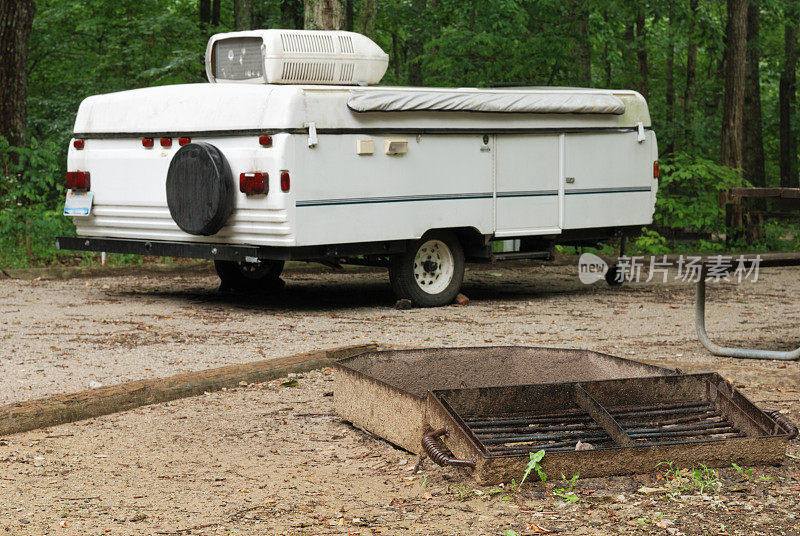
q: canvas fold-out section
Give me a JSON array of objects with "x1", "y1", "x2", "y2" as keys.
[{"x1": 347, "y1": 88, "x2": 626, "y2": 115}]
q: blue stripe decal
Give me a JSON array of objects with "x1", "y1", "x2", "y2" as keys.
[
  {"x1": 565, "y1": 186, "x2": 652, "y2": 195},
  {"x1": 297, "y1": 187, "x2": 651, "y2": 207},
  {"x1": 497, "y1": 190, "x2": 558, "y2": 198},
  {"x1": 297, "y1": 192, "x2": 492, "y2": 207}
]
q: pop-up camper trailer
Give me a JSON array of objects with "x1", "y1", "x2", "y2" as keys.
[{"x1": 59, "y1": 29, "x2": 658, "y2": 306}]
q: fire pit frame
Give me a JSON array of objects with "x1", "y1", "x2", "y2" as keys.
[{"x1": 334, "y1": 346, "x2": 678, "y2": 454}]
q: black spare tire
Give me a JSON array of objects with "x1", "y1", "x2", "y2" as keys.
[{"x1": 166, "y1": 142, "x2": 234, "y2": 236}]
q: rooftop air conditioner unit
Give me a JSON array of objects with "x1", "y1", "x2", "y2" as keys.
[{"x1": 205, "y1": 29, "x2": 389, "y2": 86}]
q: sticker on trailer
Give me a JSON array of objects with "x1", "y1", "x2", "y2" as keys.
[{"x1": 63, "y1": 191, "x2": 94, "y2": 216}]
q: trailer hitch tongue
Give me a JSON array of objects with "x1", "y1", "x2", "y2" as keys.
[{"x1": 422, "y1": 427, "x2": 476, "y2": 468}]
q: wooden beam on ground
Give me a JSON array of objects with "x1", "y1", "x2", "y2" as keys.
[{"x1": 0, "y1": 343, "x2": 378, "y2": 436}]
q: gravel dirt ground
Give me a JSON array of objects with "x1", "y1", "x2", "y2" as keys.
[{"x1": 0, "y1": 261, "x2": 799, "y2": 535}]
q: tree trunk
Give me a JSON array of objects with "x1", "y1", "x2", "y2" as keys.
[
  {"x1": 304, "y1": 0, "x2": 345, "y2": 30},
  {"x1": 280, "y1": 0, "x2": 304, "y2": 29},
  {"x1": 743, "y1": 0, "x2": 765, "y2": 186},
  {"x1": 234, "y1": 0, "x2": 253, "y2": 30},
  {"x1": 343, "y1": 0, "x2": 354, "y2": 32},
  {"x1": 721, "y1": 0, "x2": 748, "y2": 169},
  {"x1": 684, "y1": 0, "x2": 698, "y2": 149},
  {"x1": 357, "y1": 0, "x2": 377, "y2": 38},
  {"x1": 624, "y1": 18, "x2": 635, "y2": 90},
  {"x1": 602, "y1": 9, "x2": 612, "y2": 88},
  {"x1": 200, "y1": 0, "x2": 211, "y2": 26},
  {"x1": 665, "y1": 4, "x2": 675, "y2": 155},
  {"x1": 635, "y1": 7, "x2": 649, "y2": 101},
  {"x1": 211, "y1": 0, "x2": 221, "y2": 26},
  {"x1": 572, "y1": 0, "x2": 591, "y2": 87},
  {"x1": 779, "y1": 4, "x2": 798, "y2": 188},
  {"x1": 408, "y1": 0, "x2": 427, "y2": 86},
  {"x1": 0, "y1": 0, "x2": 35, "y2": 147}
]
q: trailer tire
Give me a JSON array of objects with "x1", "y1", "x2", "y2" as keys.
[
  {"x1": 166, "y1": 142, "x2": 234, "y2": 236},
  {"x1": 214, "y1": 260, "x2": 285, "y2": 292},
  {"x1": 389, "y1": 231, "x2": 465, "y2": 307}
]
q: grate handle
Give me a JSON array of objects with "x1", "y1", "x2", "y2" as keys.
[
  {"x1": 765, "y1": 410, "x2": 798, "y2": 440},
  {"x1": 422, "y1": 428, "x2": 476, "y2": 469}
]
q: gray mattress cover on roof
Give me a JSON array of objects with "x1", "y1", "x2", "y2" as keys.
[{"x1": 347, "y1": 89, "x2": 626, "y2": 115}]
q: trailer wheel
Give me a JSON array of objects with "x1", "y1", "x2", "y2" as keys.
[
  {"x1": 389, "y1": 231, "x2": 465, "y2": 307},
  {"x1": 214, "y1": 260, "x2": 285, "y2": 292}
]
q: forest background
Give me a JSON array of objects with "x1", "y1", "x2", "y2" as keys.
[{"x1": 0, "y1": 0, "x2": 798, "y2": 267}]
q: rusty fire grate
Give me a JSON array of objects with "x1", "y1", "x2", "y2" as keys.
[
  {"x1": 423, "y1": 374, "x2": 797, "y2": 484},
  {"x1": 333, "y1": 346, "x2": 678, "y2": 454},
  {"x1": 334, "y1": 348, "x2": 796, "y2": 483},
  {"x1": 469, "y1": 400, "x2": 744, "y2": 454}
]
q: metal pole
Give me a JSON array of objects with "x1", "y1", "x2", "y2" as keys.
[{"x1": 695, "y1": 275, "x2": 800, "y2": 360}]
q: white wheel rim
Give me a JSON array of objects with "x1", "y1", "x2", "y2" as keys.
[{"x1": 413, "y1": 240, "x2": 454, "y2": 295}]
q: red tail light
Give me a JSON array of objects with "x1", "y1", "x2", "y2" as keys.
[
  {"x1": 179, "y1": 137, "x2": 191, "y2": 146},
  {"x1": 66, "y1": 171, "x2": 90, "y2": 191},
  {"x1": 259, "y1": 135, "x2": 272, "y2": 147},
  {"x1": 280, "y1": 171, "x2": 290, "y2": 192},
  {"x1": 73, "y1": 139, "x2": 84, "y2": 150},
  {"x1": 142, "y1": 138, "x2": 154, "y2": 148},
  {"x1": 653, "y1": 161, "x2": 659, "y2": 179},
  {"x1": 239, "y1": 172, "x2": 268, "y2": 195},
  {"x1": 160, "y1": 137, "x2": 172, "y2": 148}
]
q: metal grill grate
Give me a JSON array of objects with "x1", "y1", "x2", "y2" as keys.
[
  {"x1": 467, "y1": 400, "x2": 743, "y2": 455},
  {"x1": 424, "y1": 373, "x2": 796, "y2": 482}
]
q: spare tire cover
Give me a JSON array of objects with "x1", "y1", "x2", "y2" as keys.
[{"x1": 166, "y1": 142, "x2": 234, "y2": 236}]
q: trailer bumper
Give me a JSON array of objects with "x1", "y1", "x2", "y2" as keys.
[
  {"x1": 56, "y1": 236, "x2": 406, "y2": 262},
  {"x1": 56, "y1": 236, "x2": 261, "y2": 262}
]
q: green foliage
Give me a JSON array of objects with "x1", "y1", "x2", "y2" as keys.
[
  {"x1": 0, "y1": 208, "x2": 76, "y2": 268},
  {"x1": 631, "y1": 228, "x2": 670, "y2": 255},
  {"x1": 731, "y1": 463, "x2": 755, "y2": 481},
  {"x1": 27, "y1": 0, "x2": 207, "y2": 144},
  {"x1": 659, "y1": 462, "x2": 721, "y2": 499},
  {"x1": 731, "y1": 463, "x2": 773, "y2": 483},
  {"x1": 451, "y1": 481, "x2": 471, "y2": 501},
  {"x1": 0, "y1": 136, "x2": 72, "y2": 268},
  {"x1": 636, "y1": 512, "x2": 664, "y2": 527},
  {"x1": 552, "y1": 473, "x2": 580, "y2": 503},
  {"x1": 752, "y1": 220, "x2": 800, "y2": 252},
  {"x1": 0, "y1": 136, "x2": 62, "y2": 207},
  {"x1": 418, "y1": 1, "x2": 534, "y2": 87},
  {"x1": 5, "y1": 0, "x2": 797, "y2": 269},
  {"x1": 519, "y1": 449, "x2": 546, "y2": 486},
  {"x1": 655, "y1": 153, "x2": 749, "y2": 234}
]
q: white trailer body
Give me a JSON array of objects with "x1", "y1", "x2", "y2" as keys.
[{"x1": 59, "y1": 30, "x2": 658, "y2": 306}]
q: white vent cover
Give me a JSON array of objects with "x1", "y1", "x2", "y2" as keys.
[{"x1": 206, "y1": 29, "x2": 388, "y2": 85}]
